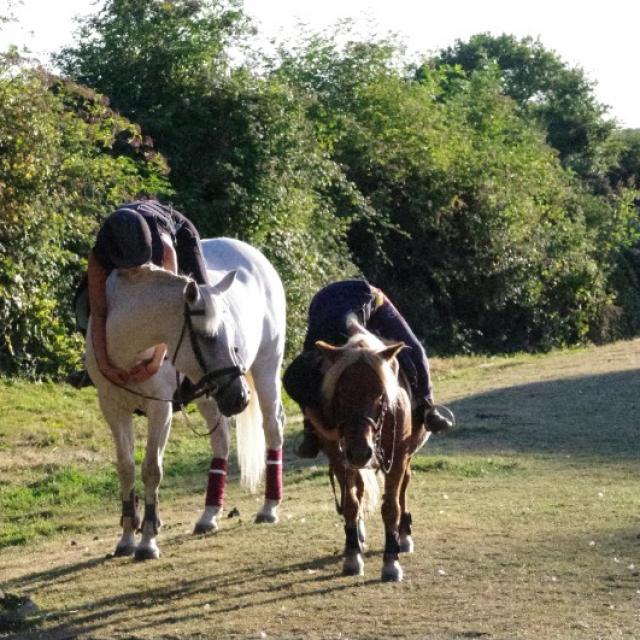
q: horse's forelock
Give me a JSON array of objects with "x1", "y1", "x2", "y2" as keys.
[{"x1": 321, "y1": 333, "x2": 400, "y2": 408}]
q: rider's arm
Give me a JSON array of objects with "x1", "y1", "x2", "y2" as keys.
[
  {"x1": 161, "y1": 233, "x2": 177, "y2": 274},
  {"x1": 87, "y1": 251, "x2": 130, "y2": 384}
]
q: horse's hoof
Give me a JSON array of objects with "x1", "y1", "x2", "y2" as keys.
[
  {"x1": 193, "y1": 521, "x2": 218, "y2": 535},
  {"x1": 342, "y1": 553, "x2": 364, "y2": 576},
  {"x1": 254, "y1": 512, "x2": 278, "y2": 524},
  {"x1": 381, "y1": 561, "x2": 404, "y2": 582},
  {"x1": 134, "y1": 546, "x2": 160, "y2": 561},
  {"x1": 113, "y1": 543, "x2": 136, "y2": 557},
  {"x1": 399, "y1": 535, "x2": 414, "y2": 553}
]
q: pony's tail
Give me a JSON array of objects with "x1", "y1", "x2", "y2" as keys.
[
  {"x1": 359, "y1": 468, "x2": 380, "y2": 513},
  {"x1": 235, "y1": 372, "x2": 265, "y2": 494}
]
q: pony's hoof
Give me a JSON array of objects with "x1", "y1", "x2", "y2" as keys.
[
  {"x1": 113, "y1": 543, "x2": 136, "y2": 557},
  {"x1": 399, "y1": 535, "x2": 414, "y2": 553},
  {"x1": 381, "y1": 561, "x2": 404, "y2": 582},
  {"x1": 134, "y1": 546, "x2": 160, "y2": 561},
  {"x1": 342, "y1": 553, "x2": 364, "y2": 576},
  {"x1": 193, "y1": 521, "x2": 218, "y2": 535},
  {"x1": 254, "y1": 512, "x2": 278, "y2": 524}
]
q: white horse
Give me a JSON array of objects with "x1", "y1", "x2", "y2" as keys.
[{"x1": 86, "y1": 238, "x2": 286, "y2": 560}]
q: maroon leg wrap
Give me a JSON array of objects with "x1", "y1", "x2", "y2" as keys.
[
  {"x1": 205, "y1": 458, "x2": 227, "y2": 507},
  {"x1": 265, "y1": 448, "x2": 283, "y2": 501}
]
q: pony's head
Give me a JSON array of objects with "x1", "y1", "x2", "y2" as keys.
[
  {"x1": 179, "y1": 270, "x2": 250, "y2": 416},
  {"x1": 317, "y1": 324, "x2": 405, "y2": 468}
]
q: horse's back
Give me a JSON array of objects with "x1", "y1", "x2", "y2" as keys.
[{"x1": 201, "y1": 237, "x2": 286, "y2": 357}]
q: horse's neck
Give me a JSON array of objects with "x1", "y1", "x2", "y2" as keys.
[{"x1": 106, "y1": 271, "x2": 184, "y2": 367}]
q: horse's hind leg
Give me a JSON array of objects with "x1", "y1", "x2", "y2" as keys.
[
  {"x1": 136, "y1": 401, "x2": 172, "y2": 561},
  {"x1": 399, "y1": 461, "x2": 414, "y2": 553},
  {"x1": 251, "y1": 359, "x2": 285, "y2": 524},
  {"x1": 194, "y1": 399, "x2": 230, "y2": 534},
  {"x1": 102, "y1": 402, "x2": 139, "y2": 557}
]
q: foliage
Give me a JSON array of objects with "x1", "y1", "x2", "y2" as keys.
[
  {"x1": 432, "y1": 33, "x2": 617, "y2": 181},
  {"x1": 0, "y1": 58, "x2": 171, "y2": 377},
  {"x1": 56, "y1": 1, "x2": 362, "y2": 354},
  {"x1": 273, "y1": 34, "x2": 639, "y2": 352}
]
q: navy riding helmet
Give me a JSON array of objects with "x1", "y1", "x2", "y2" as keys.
[{"x1": 103, "y1": 208, "x2": 152, "y2": 268}]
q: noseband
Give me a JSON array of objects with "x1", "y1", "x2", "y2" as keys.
[
  {"x1": 337, "y1": 395, "x2": 396, "y2": 474},
  {"x1": 173, "y1": 303, "x2": 245, "y2": 405}
]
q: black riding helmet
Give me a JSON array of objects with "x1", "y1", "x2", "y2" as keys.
[{"x1": 103, "y1": 208, "x2": 152, "y2": 268}]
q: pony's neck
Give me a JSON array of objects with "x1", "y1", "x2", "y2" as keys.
[{"x1": 105, "y1": 267, "x2": 187, "y2": 368}]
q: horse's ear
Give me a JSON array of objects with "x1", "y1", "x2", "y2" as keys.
[
  {"x1": 315, "y1": 340, "x2": 342, "y2": 363},
  {"x1": 378, "y1": 342, "x2": 406, "y2": 362},
  {"x1": 211, "y1": 270, "x2": 237, "y2": 295},
  {"x1": 184, "y1": 280, "x2": 200, "y2": 306}
]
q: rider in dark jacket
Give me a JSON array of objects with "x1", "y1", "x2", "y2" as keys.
[
  {"x1": 70, "y1": 200, "x2": 208, "y2": 390},
  {"x1": 283, "y1": 279, "x2": 453, "y2": 458}
]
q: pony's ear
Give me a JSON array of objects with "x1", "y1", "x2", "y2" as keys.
[
  {"x1": 315, "y1": 340, "x2": 343, "y2": 363},
  {"x1": 378, "y1": 342, "x2": 406, "y2": 362},
  {"x1": 211, "y1": 270, "x2": 237, "y2": 295},
  {"x1": 184, "y1": 280, "x2": 200, "y2": 306}
]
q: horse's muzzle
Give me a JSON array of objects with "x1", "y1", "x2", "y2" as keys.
[{"x1": 217, "y1": 377, "x2": 250, "y2": 417}]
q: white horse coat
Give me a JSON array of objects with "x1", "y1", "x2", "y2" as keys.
[{"x1": 86, "y1": 237, "x2": 286, "y2": 559}]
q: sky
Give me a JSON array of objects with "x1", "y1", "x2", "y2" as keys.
[{"x1": 2, "y1": 0, "x2": 639, "y2": 128}]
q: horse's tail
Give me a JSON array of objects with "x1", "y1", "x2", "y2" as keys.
[
  {"x1": 359, "y1": 468, "x2": 380, "y2": 513},
  {"x1": 235, "y1": 372, "x2": 265, "y2": 494}
]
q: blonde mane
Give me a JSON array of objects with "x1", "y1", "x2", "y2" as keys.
[{"x1": 320, "y1": 329, "x2": 401, "y2": 408}]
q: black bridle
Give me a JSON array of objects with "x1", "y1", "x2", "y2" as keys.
[
  {"x1": 106, "y1": 302, "x2": 244, "y2": 410},
  {"x1": 172, "y1": 303, "x2": 245, "y2": 406},
  {"x1": 336, "y1": 394, "x2": 397, "y2": 475}
]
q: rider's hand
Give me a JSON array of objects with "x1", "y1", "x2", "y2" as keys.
[
  {"x1": 99, "y1": 362, "x2": 131, "y2": 386},
  {"x1": 128, "y1": 362, "x2": 157, "y2": 384}
]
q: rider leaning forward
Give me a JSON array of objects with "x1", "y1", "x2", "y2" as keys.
[
  {"x1": 283, "y1": 280, "x2": 454, "y2": 458},
  {"x1": 86, "y1": 199, "x2": 209, "y2": 387}
]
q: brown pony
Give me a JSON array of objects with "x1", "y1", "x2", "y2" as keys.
[{"x1": 314, "y1": 323, "x2": 429, "y2": 582}]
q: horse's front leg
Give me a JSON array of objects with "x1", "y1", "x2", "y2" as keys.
[
  {"x1": 340, "y1": 466, "x2": 365, "y2": 576},
  {"x1": 399, "y1": 460, "x2": 414, "y2": 553},
  {"x1": 252, "y1": 363, "x2": 285, "y2": 524},
  {"x1": 380, "y1": 454, "x2": 409, "y2": 582},
  {"x1": 194, "y1": 399, "x2": 230, "y2": 534},
  {"x1": 136, "y1": 401, "x2": 172, "y2": 560},
  {"x1": 102, "y1": 400, "x2": 138, "y2": 557}
]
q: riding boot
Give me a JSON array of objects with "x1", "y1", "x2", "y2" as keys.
[
  {"x1": 65, "y1": 369, "x2": 94, "y2": 389},
  {"x1": 425, "y1": 405, "x2": 455, "y2": 433},
  {"x1": 296, "y1": 418, "x2": 320, "y2": 459}
]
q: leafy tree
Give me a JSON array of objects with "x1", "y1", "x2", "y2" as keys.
[
  {"x1": 0, "y1": 59, "x2": 171, "y2": 377},
  {"x1": 57, "y1": 0, "x2": 363, "y2": 354},
  {"x1": 274, "y1": 34, "x2": 638, "y2": 352},
  {"x1": 432, "y1": 33, "x2": 616, "y2": 180}
]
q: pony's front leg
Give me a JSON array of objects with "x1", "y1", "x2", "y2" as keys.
[
  {"x1": 103, "y1": 401, "x2": 138, "y2": 557},
  {"x1": 399, "y1": 461, "x2": 414, "y2": 553},
  {"x1": 253, "y1": 364, "x2": 285, "y2": 524},
  {"x1": 380, "y1": 455, "x2": 409, "y2": 582},
  {"x1": 136, "y1": 401, "x2": 172, "y2": 561},
  {"x1": 194, "y1": 399, "x2": 230, "y2": 534},
  {"x1": 340, "y1": 467, "x2": 365, "y2": 576}
]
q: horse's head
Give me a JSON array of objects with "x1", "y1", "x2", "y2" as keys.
[
  {"x1": 179, "y1": 271, "x2": 250, "y2": 417},
  {"x1": 317, "y1": 329, "x2": 405, "y2": 469}
]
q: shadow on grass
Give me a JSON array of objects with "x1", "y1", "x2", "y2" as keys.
[
  {"x1": 428, "y1": 369, "x2": 640, "y2": 459},
  {"x1": 9, "y1": 550, "x2": 377, "y2": 639}
]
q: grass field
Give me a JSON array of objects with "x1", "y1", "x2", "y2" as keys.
[{"x1": 1, "y1": 339, "x2": 639, "y2": 639}]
